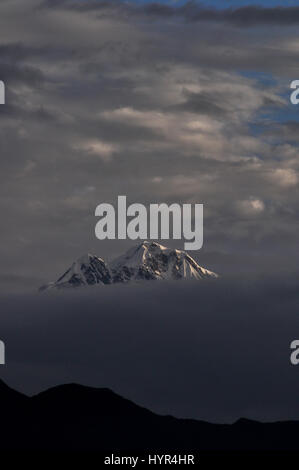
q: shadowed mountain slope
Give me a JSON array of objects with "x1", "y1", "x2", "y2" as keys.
[{"x1": 0, "y1": 379, "x2": 298, "y2": 452}]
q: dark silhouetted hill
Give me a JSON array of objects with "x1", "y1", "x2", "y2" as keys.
[{"x1": 0, "y1": 379, "x2": 298, "y2": 453}]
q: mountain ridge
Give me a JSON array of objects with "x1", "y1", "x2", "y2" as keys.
[
  {"x1": 0, "y1": 379, "x2": 298, "y2": 452},
  {"x1": 40, "y1": 241, "x2": 218, "y2": 291}
]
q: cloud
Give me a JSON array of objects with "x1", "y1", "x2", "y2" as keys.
[
  {"x1": 236, "y1": 198, "x2": 265, "y2": 217},
  {"x1": 182, "y1": 5, "x2": 299, "y2": 27},
  {"x1": 1, "y1": 276, "x2": 299, "y2": 422},
  {"x1": 269, "y1": 168, "x2": 298, "y2": 188},
  {"x1": 73, "y1": 139, "x2": 118, "y2": 160},
  {"x1": 0, "y1": 0, "x2": 298, "y2": 293},
  {"x1": 40, "y1": 1, "x2": 299, "y2": 27}
]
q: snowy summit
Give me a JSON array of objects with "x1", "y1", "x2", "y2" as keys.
[{"x1": 39, "y1": 241, "x2": 218, "y2": 291}]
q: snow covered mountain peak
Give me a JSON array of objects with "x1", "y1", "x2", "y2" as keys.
[
  {"x1": 110, "y1": 240, "x2": 218, "y2": 283},
  {"x1": 39, "y1": 253, "x2": 111, "y2": 291},
  {"x1": 39, "y1": 242, "x2": 218, "y2": 291},
  {"x1": 111, "y1": 240, "x2": 166, "y2": 269}
]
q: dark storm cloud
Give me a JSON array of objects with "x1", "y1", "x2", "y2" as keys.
[
  {"x1": 182, "y1": 5, "x2": 299, "y2": 26},
  {"x1": 171, "y1": 89, "x2": 228, "y2": 117},
  {"x1": 0, "y1": 274, "x2": 37, "y2": 283},
  {"x1": 272, "y1": 121, "x2": 299, "y2": 141},
  {"x1": 0, "y1": 63, "x2": 44, "y2": 87},
  {"x1": 0, "y1": 43, "x2": 36, "y2": 62},
  {"x1": 0, "y1": 43, "x2": 70, "y2": 63},
  {"x1": 41, "y1": 0, "x2": 299, "y2": 27},
  {"x1": 0, "y1": 277, "x2": 299, "y2": 422}
]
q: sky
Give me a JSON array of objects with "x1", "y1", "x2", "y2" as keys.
[{"x1": 0, "y1": 0, "x2": 299, "y2": 292}]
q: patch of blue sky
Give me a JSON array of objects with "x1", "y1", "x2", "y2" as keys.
[
  {"x1": 263, "y1": 104, "x2": 299, "y2": 124},
  {"x1": 238, "y1": 72, "x2": 298, "y2": 125},
  {"x1": 237, "y1": 72, "x2": 299, "y2": 142},
  {"x1": 239, "y1": 70, "x2": 278, "y2": 88},
  {"x1": 249, "y1": 101, "x2": 299, "y2": 151}
]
